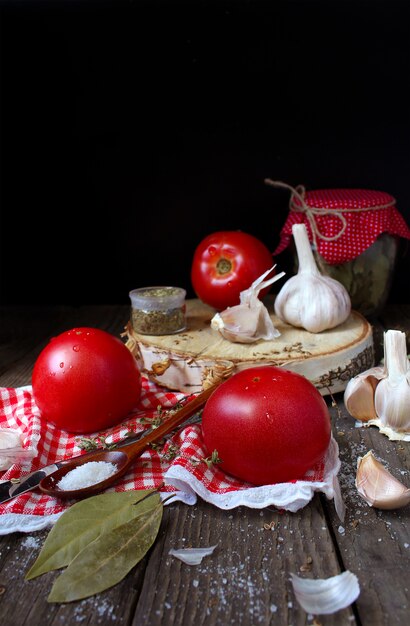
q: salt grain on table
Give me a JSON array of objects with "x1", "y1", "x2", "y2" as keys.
[{"x1": 57, "y1": 461, "x2": 118, "y2": 490}]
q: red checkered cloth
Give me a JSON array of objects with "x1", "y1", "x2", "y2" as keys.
[
  {"x1": 0, "y1": 379, "x2": 343, "y2": 533},
  {"x1": 271, "y1": 184, "x2": 410, "y2": 265}
]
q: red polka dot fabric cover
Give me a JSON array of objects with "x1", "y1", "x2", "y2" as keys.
[{"x1": 274, "y1": 188, "x2": 410, "y2": 265}]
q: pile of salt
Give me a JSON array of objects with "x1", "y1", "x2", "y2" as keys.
[{"x1": 57, "y1": 461, "x2": 118, "y2": 491}]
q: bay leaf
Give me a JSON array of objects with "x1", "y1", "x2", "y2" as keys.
[
  {"x1": 26, "y1": 489, "x2": 159, "y2": 580},
  {"x1": 47, "y1": 499, "x2": 163, "y2": 603}
]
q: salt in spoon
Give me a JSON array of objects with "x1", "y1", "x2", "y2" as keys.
[{"x1": 39, "y1": 384, "x2": 218, "y2": 499}]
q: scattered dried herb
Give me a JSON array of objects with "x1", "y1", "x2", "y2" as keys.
[
  {"x1": 299, "y1": 556, "x2": 313, "y2": 572},
  {"x1": 139, "y1": 414, "x2": 163, "y2": 429},
  {"x1": 150, "y1": 440, "x2": 166, "y2": 452},
  {"x1": 203, "y1": 449, "x2": 222, "y2": 468},
  {"x1": 139, "y1": 397, "x2": 194, "y2": 430},
  {"x1": 77, "y1": 437, "x2": 99, "y2": 451},
  {"x1": 162, "y1": 442, "x2": 180, "y2": 461},
  {"x1": 77, "y1": 435, "x2": 117, "y2": 452}
]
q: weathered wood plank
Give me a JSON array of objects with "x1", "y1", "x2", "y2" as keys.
[
  {"x1": 132, "y1": 499, "x2": 355, "y2": 626},
  {"x1": 0, "y1": 528, "x2": 146, "y2": 626},
  {"x1": 324, "y1": 394, "x2": 410, "y2": 626}
]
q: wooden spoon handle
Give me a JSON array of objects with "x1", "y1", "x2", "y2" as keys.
[{"x1": 121, "y1": 383, "x2": 220, "y2": 461}]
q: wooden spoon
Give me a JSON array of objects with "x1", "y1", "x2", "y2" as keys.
[{"x1": 39, "y1": 384, "x2": 218, "y2": 500}]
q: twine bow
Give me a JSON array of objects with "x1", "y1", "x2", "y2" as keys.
[{"x1": 264, "y1": 179, "x2": 396, "y2": 253}]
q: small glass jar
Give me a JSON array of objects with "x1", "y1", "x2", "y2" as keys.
[{"x1": 129, "y1": 286, "x2": 187, "y2": 335}]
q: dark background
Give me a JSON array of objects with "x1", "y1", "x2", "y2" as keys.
[{"x1": 1, "y1": 0, "x2": 410, "y2": 306}]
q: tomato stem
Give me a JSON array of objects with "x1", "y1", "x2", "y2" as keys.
[{"x1": 216, "y1": 258, "x2": 232, "y2": 275}]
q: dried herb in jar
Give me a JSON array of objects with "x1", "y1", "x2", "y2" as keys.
[
  {"x1": 131, "y1": 306, "x2": 186, "y2": 335},
  {"x1": 129, "y1": 286, "x2": 187, "y2": 335}
]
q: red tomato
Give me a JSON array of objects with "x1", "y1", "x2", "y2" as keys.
[
  {"x1": 32, "y1": 327, "x2": 142, "y2": 433},
  {"x1": 201, "y1": 366, "x2": 331, "y2": 485},
  {"x1": 191, "y1": 231, "x2": 274, "y2": 310}
]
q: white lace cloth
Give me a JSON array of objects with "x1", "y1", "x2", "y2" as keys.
[{"x1": 0, "y1": 437, "x2": 344, "y2": 535}]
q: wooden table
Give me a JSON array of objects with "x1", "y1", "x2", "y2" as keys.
[{"x1": 0, "y1": 304, "x2": 409, "y2": 626}]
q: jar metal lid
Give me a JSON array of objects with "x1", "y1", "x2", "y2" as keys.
[{"x1": 129, "y1": 286, "x2": 186, "y2": 311}]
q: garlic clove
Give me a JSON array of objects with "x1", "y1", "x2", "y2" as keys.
[
  {"x1": 374, "y1": 330, "x2": 410, "y2": 437},
  {"x1": 343, "y1": 366, "x2": 386, "y2": 422},
  {"x1": 211, "y1": 301, "x2": 280, "y2": 344},
  {"x1": 290, "y1": 570, "x2": 360, "y2": 615},
  {"x1": 0, "y1": 427, "x2": 36, "y2": 471},
  {"x1": 210, "y1": 266, "x2": 285, "y2": 344},
  {"x1": 211, "y1": 307, "x2": 261, "y2": 343},
  {"x1": 375, "y1": 377, "x2": 410, "y2": 435},
  {"x1": 355, "y1": 450, "x2": 410, "y2": 510},
  {"x1": 0, "y1": 427, "x2": 23, "y2": 450}
]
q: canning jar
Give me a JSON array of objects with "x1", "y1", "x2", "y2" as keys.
[{"x1": 267, "y1": 181, "x2": 410, "y2": 317}]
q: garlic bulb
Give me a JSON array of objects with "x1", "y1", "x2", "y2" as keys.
[
  {"x1": 356, "y1": 451, "x2": 410, "y2": 510},
  {"x1": 344, "y1": 329, "x2": 410, "y2": 441},
  {"x1": 274, "y1": 223, "x2": 351, "y2": 333},
  {"x1": 374, "y1": 329, "x2": 410, "y2": 438},
  {"x1": 211, "y1": 266, "x2": 285, "y2": 343},
  {"x1": 0, "y1": 427, "x2": 36, "y2": 471}
]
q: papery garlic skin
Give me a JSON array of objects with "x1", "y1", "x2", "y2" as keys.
[
  {"x1": 0, "y1": 427, "x2": 35, "y2": 471},
  {"x1": 211, "y1": 300, "x2": 279, "y2": 344},
  {"x1": 274, "y1": 223, "x2": 351, "y2": 333},
  {"x1": 343, "y1": 366, "x2": 386, "y2": 422},
  {"x1": 373, "y1": 330, "x2": 410, "y2": 438},
  {"x1": 168, "y1": 545, "x2": 217, "y2": 565},
  {"x1": 290, "y1": 570, "x2": 360, "y2": 615},
  {"x1": 211, "y1": 266, "x2": 285, "y2": 344},
  {"x1": 356, "y1": 451, "x2": 410, "y2": 510},
  {"x1": 0, "y1": 427, "x2": 22, "y2": 450}
]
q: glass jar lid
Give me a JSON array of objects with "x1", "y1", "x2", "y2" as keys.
[{"x1": 129, "y1": 286, "x2": 186, "y2": 311}]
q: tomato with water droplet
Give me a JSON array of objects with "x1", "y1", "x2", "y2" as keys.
[
  {"x1": 32, "y1": 327, "x2": 142, "y2": 433},
  {"x1": 201, "y1": 366, "x2": 331, "y2": 485}
]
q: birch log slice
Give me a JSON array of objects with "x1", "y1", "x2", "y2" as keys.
[{"x1": 124, "y1": 298, "x2": 374, "y2": 396}]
